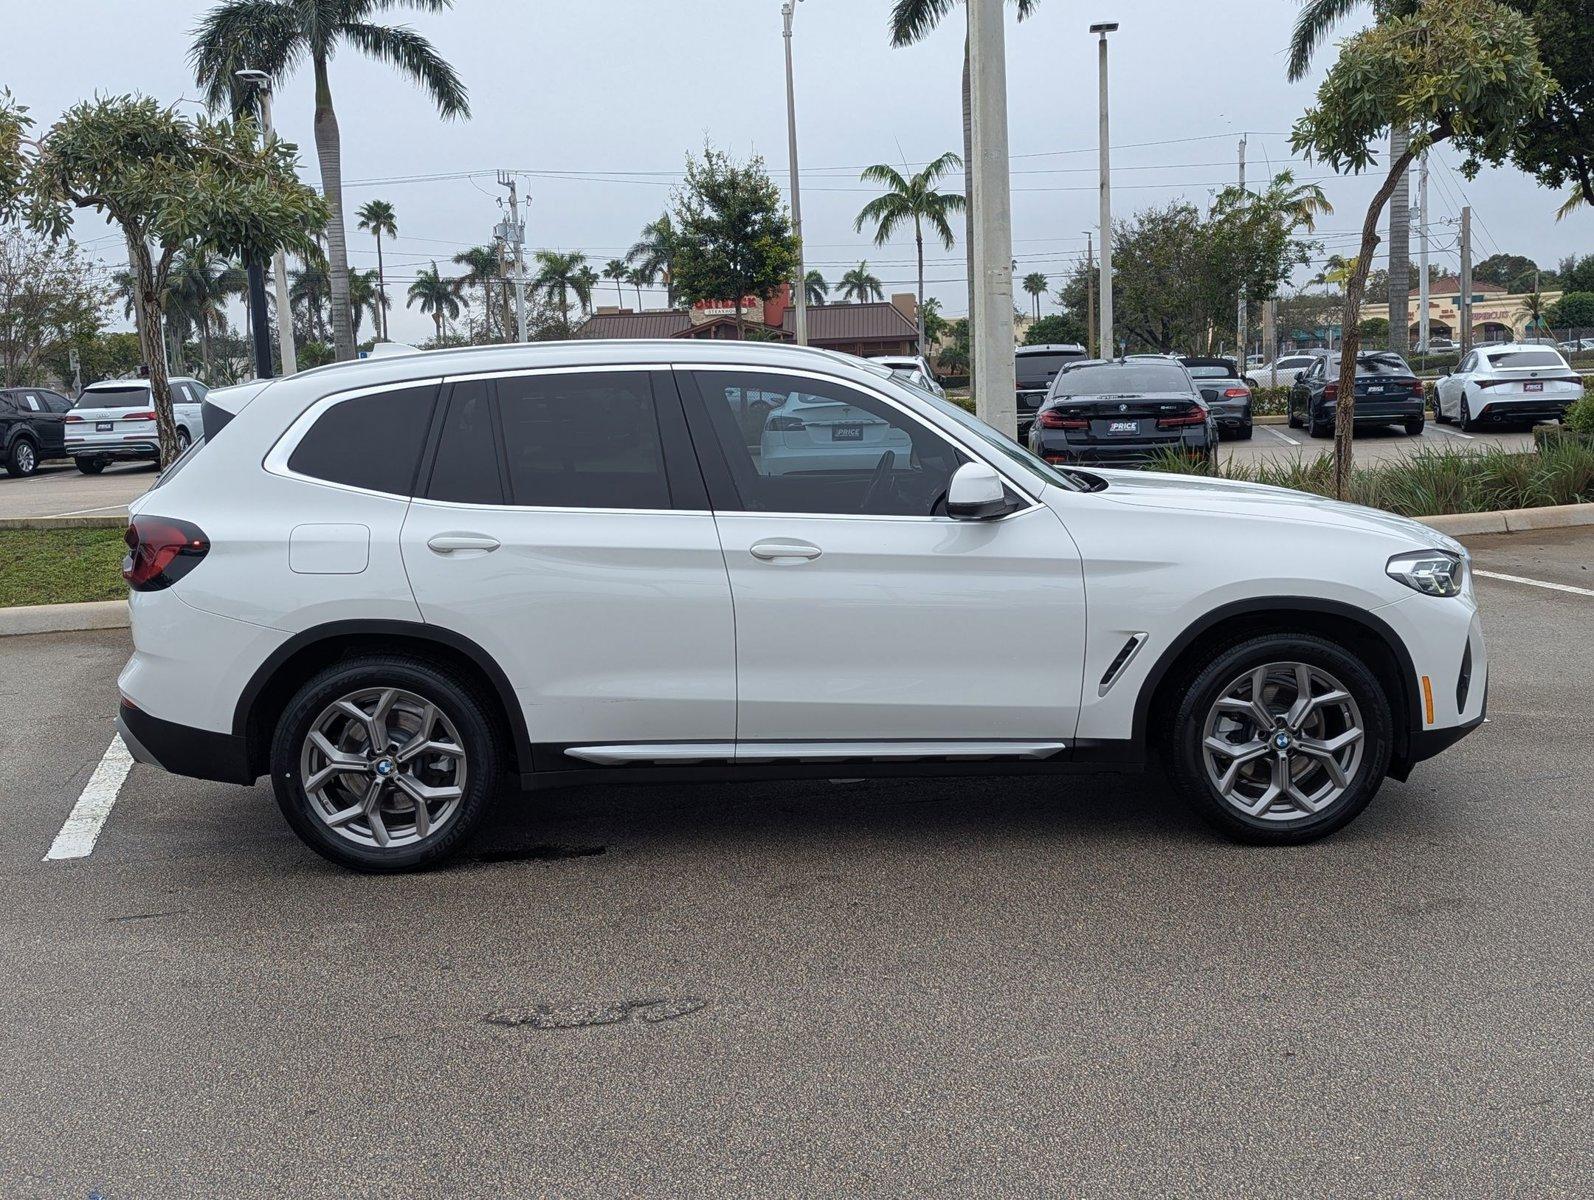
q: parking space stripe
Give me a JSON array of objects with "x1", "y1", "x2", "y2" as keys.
[
  {"x1": 44, "y1": 735, "x2": 133, "y2": 861},
  {"x1": 1430, "y1": 424, "x2": 1475, "y2": 440},
  {"x1": 1473, "y1": 569, "x2": 1594, "y2": 598},
  {"x1": 1264, "y1": 426, "x2": 1300, "y2": 446},
  {"x1": 47, "y1": 504, "x2": 130, "y2": 518}
]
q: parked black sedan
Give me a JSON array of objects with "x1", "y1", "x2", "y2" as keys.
[
  {"x1": 1027, "y1": 358, "x2": 1217, "y2": 468},
  {"x1": 1178, "y1": 357, "x2": 1253, "y2": 439},
  {"x1": 1288, "y1": 351, "x2": 1427, "y2": 438}
]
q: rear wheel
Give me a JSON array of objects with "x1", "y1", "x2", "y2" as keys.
[
  {"x1": 5, "y1": 438, "x2": 38, "y2": 477},
  {"x1": 74, "y1": 456, "x2": 105, "y2": 475},
  {"x1": 176, "y1": 427, "x2": 191, "y2": 453},
  {"x1": 1166, "y1": 634, "x2": 1393, "y2": 843},
  {"x1": 1308, "y1": 403, "x2": 1332, "y2": 438},
  {"x1": 1404, "y1": 415, "x2": 1425, "y2": 436},
  {"x1": 270, "y1": 656, "x2": 502, "y2": 872},
  {"x1": 1235, "y1": 421, "x2": 1254, "y2": 440},
  {"x1": 1459, "y1": 395, "x2": 1479, "y2": 432}
]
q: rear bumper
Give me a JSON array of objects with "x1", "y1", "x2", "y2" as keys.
[
  {"x1": 1320, "y1": 400, "x2": 1425, "y2": 423},
  {"x1": 117, "y1": 700, "x2": 256, "y2": 785},
  {"x1": 65, "y1": 436, "x2": 158, "y2": 461},
  {"x1": 1472, "y1": 399, "x2": 1571, "y2": 423},
  {"x1": 1029, "y1": 432, "x2": 1214, "y2": 467}
]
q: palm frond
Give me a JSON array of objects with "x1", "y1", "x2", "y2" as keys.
[
  {"x1": 342, "y1": 21, "x2": 471, "y2": 118},
  {"x1": 1286, "y1": 0, "x2": 1368, "y2": 82},
  {"x1": 188, "y1": 0, "x2": 305, "y2": 110}
]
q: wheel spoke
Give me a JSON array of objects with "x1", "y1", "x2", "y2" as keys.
[
  {"x1": 367, "y1": 805, "x2": 390, "y2": 848},
  {"x1": 395, "y1": 738, "x2": 462, "y2": 765},
  {"x1": 394, "y1": 774, "x2": 463, "y2": 806},
  {"x1": 323, "y1": 803, "x2": 364, "y2": 829},
  {"x1": 305, "y1": 731, "x2": 370, "y2": 791}
]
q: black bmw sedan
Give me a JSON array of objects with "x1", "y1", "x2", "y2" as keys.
[{"x1": 1026, "y1": 358, "x2": 1217, "y2": 468}]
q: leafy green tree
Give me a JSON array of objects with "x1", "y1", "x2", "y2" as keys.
[
  {"x1": 356, "y1": 199, "x2": 397, "y2": 339},
  {"x1": 1020, "y1": 272, "x2": 1048, "y2": 320},
  {"x1": 1474, "y1": 252, "x2": 1541, "y2": 293},
  {"x1": 855, "y1": 151, "x2": 964, "y2": 353},
  {"x1": 627, "y1": 214, "x2": 676, "y2": 305},
  {"x1": 669, "y1": 146, "x2": 798, "y2": 339},
  {"x1": 0, "y1": 228, "x2": 107, "y2": 387},
  {"x1": 1555, "y1": 254, "x2": 1594, "y2": 293},
  {"x1": 2, "y1": 93, "x2": 325, "y2": 463},
  {"x1": 407, "y1": 261, "x2": 461, "y2": 340},
  {"x1": 838, "y1": 262, "x2": 886, "y2": 304},
  {"x1": 1023, "y1": 313, "x2": 1087, "y2": 347},
  {"x1": 602, "y1": 258, "x2": 630, "y2": 309},
  {"x1": 1547, "y1": 292, "x2": 1594, "y2": 329},
  {"x1": 921, "y1": 295, "x2": 947, "y2": 345},
  {"x1": 804, "y1": 269, "x2": 829, "y2": 307},
  {"x1": 1356, "y1": 316, "x2": 1390, "y2": 339},
  {"x1": 531, "y1": 250, "x2": 593, "y2": 335},
  {"x1": 192, "y1": 0, "x2": 470, "y2": 364},
  {"x1": 1291, "y1": 0, "x2": 1553, "y2": 497}
]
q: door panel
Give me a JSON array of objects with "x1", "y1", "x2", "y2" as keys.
[{"x1": 23, "y1": 393, "x2": 66, "y2": 455}]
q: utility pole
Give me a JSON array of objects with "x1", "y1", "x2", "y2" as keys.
[
  {"x1": 236, "y1": 69, "x2": 295, "y2": 375},
  {"x1": 1093, "y1": 22, "x2": 1119, "y2": 358},
  {"x1": 1386, "y1": 127, "x2": 1411, "y2": 353},
  {"x1": 970, "y1": 0, "x2": 1017, "y2": 438},
  {"x1": 1263, "y1": 298, "x2": 1277, "y2": 388},
  {"x1": 1235, "y1": 134, "x2": 1247, "y2": 364},
  {"x1": 1084, "y1": 232, "x2": 1097, "y2": 358},
  {"x1": 1458, "y1": 205, "x2": 1473, "y2": 354},
  {"x1": 497, "y1": 172, "x2": 529, "y2": 342},
  {"x1": 1417, "y1": 151, "x2": 1430, "y2": 352},
  {"x1": 782, "y1": 0, "x2": 809, "y2": 346}
]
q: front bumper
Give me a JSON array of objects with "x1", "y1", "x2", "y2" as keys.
[{"x1": 118, "y1": 700, "x2": 255, "y2": 785}]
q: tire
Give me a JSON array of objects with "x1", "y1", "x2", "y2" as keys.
[
  {"x1": 1165, "y1": 633, "x2": 1394, "y2": 844},
  {"x1": 4, "y1": 438, "x2": 39, "y2": 477},
  {"x1": 1404, "y1": 416, "x2": 1425, "y2": 436},
  {"x1": 74, "y1": 456, "x2": 106, "y2": 475},
  {"x1": 1459, "y1": 395, "x2": 1478, "y2": 432},
  {"x1": 1308, "y1": 404, "x2": 1332, "y2": 439},
  {"x1": 1286, "y1": 396, "x2": 1303, "y2": 429},
  {"x1": 270, "y1": 655, "x2": 503, "y2": 872},
  {"x1": 1433, "y1": 393, "x2": 1451, "y2": 424},
  {"x1": 1235, "y1": 422, "x2": 1254, "y2": 441},
  {"x1": 176, "y1": 427, "x2": 191, "y2": 453}
]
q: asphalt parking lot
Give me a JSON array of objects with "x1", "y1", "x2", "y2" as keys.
[
  {"x1": 1, "y1": 531, "x2": 1590, "y2": 1198},
  {"x1": 0, "y1": 460, "x2": 155, "y2": 520},
  {"x1": 1222, "y1": 420, "x2": 1537, "y2": 467}
]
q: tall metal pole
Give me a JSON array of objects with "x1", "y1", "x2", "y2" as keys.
[
  {"x1": 1417, "y1": 152, "x2": 1430, "y2": 352},
  {"x1": 1093, "y1": 23, "x2": 1118, "y2": 358},
  {"x1": 970, "y1": 0, "x2": 1017, "y2": 438},
  {"x1": 783, "y1": 1, "x2": 809, "y2": 347},
  {"x1": 1235, "y1": 134, "x2": 1247, "y2": 361},
  {"x1": 1458, "y1": 205, "x2": 1473, "y2": 354},
  {"x1": 1084, "y1": 232, "x2": 1096, "y2": 358},
  {"x1": 245, "y1": 257, "x2": 272, "y2": 379},
  {"x1": 251, "y1": 87, "x2": 298, "y2": 375},
  {"x1": 499, "y1": 172, "x2": 529, "y2": 342}
]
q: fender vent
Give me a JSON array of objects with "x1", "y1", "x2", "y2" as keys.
[
  {"x1": 1456, "y1": 642, "x2": 1473, "y2": 712},
  {"x1": 1098, "y1": 634, "x2": 1148, "y2": 696}
]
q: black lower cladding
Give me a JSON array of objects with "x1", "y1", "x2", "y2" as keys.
[{"x1": 120, "y1": 700, "x2": 256, "y2": 785}]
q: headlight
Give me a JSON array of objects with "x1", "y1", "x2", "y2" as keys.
[{"x1": 1387, "y1": 550, "x2": 1465, "y2": 597}]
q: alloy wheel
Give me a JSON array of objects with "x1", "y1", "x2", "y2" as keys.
[
  {"x1": 1201, "y1": 662, "x2": 1365, "y2": 822},
  {"x1": 299, "y1": 686, "x2": 468, "y2": 849},
  {"x1": 16, "y1": 442, "x2": 36, "y2": 474}
]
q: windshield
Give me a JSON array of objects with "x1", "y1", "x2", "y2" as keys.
[
  {"x1": 1326, "y1": 353, "x2": 1413, "y2": 376},
  {"x1": 1055, "y1": 363, "x2": 1192, "y2": 395},
  {"x1": 1487, "y1": 349, "x2": 1564, "y2": 369},
  {"x1": 886, "y1": 373, "x2": 1085, "y2": 493},
  {"x1": 77, "y1": 384, "x2": 152, "y2": 408},
  {"x1": 1016, "y1": 351, "x2": 1082, "y2": 388}
]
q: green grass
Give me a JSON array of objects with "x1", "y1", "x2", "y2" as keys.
[{"x1": 0, "y1": 528, "x2": 128, "y2": 607}]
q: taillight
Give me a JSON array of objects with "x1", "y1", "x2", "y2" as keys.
[
  {"x1": 1222, "y1": 387, "x2": 1250, "y2": 399},
  {"x1": 124, "y1": 410, "x2": 157, "y2": 422},
  {"x1": 1156, "y1": 404, "x2": 1207, "y2": 429},
  {"x1": 1323, "y1": 383, "x2": 1339, "y2": 401},
  {"x1": 766, "y1": 416, "x2": 805, "y2": 431},
  {"x1": 1038, "y1": 409, "x2": 1087, "y2": 430},
  {"x1": 122, "y1": 515, "x2": 209, "y2": 592},
  {"x1": 64, "y1": 414, "x2": 84, "y2": 423}
]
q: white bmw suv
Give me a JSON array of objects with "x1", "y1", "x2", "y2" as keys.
[{"x1": 117, "y1": 341, "x2": 1487, "y2": 871}]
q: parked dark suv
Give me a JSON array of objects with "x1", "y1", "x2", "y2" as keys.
[
  {"x1": 1288, "y1": 351, "x2": 1426, "y2": 438},
  {"x1": 1, "y1": 386, "x2": 74, "y2": 477},
  {"x1": 1027, "y1": 358, "x2": 1216, "y2": 468}
]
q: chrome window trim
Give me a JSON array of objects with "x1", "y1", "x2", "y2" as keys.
[{"x1": 442, "y1": 363, "x2": 675, "y2": 383}]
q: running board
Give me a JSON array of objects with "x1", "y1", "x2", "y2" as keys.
[{"x1": 563, "y1": 740, "x2": 1069, "y2": 766}]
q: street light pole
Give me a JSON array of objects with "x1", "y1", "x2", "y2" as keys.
[
  {"x1": 970, "y1": 0, "x2": 1017, "y2": 438},
  {"x1": 782, "y1": 0, "x2": 808, "y2": 346},
  {"x1": 1092, "y1": 22, "x2": 1118, "y2": 358},
  {"x1": 237, "y1": 69, "x2": 297, "y2": 376}
]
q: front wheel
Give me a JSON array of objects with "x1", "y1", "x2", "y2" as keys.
[
  {"x1": 270, "y1": 656, "x2": 502, "y2": 872},
  {"x1": 1166, "y1": 634, "x2": 1394, "y2": 843}
]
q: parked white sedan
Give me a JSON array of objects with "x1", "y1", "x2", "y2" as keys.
[{"x1": 1432, "y1": 344, "x2": 1584, "y2": 430}]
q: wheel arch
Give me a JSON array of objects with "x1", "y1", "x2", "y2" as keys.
[
  {"x1": 233, "y1": 620, "x2": 533, "y2": 783},
  {"x1": 1135, "y1": 597, "x2": 1420, "y2": 775}
]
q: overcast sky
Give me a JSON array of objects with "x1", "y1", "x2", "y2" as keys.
[{"x1": 11, "y1": 0, "x2": 1591, "y2": 343}]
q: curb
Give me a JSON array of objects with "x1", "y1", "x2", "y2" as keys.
[
  {"x1": 0, "y1": 599, "x2": 128, "y2": 638},
  {"x1": 0, "y1": 515, "x2": 127, "y2": 530},
  {"x1": 1419, "y1": 501, "x2": 1594, "y2": 536}
]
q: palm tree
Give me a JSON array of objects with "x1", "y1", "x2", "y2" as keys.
[
  {"x1": 575, "y1": 265, "x2": 600, "y2": 317},
  {"x1": 1022, "y1": 272, "x2": 1048, "y2": 320},
  {"x1": 627, "y1": 214, "x2": 676, "y2": 305},
  {"x1": 854, "y1": 152, "x2": 965, "y2": 353},
  {"x1": 532, "y1": 250, "x2": 593, "y2": 334},
  {"x1": 804, "y1": 269, "x2": 830, "y2": 308},
  {"x1": 407, "y1": 261, "x2": 461, "y2": 341},
  {"x1": 192, "y1": 1, "x2": 470, "y2": 364},
  {"x1": 602, "y1": 259, "x2": 630, "y2": 309},
  {"x1": 452, "y1": 245, "x2": 502, "y2": 341},
  {"x1": 166, "y1": 251, "x2": 247, "y2": 380},
  {"x1": 289, "y1": 255, "x2": 332, "y2": 344},
  {"x1": 347, "y1": 269, "x2": 385, "y2": 341},
  {"x1": 1519, "y1": 290, "x2": 1549, "y2": 337},
  {"x1": 355, "y1": 199, "x2": 398, "y2": 340},
  {"x1": 839, "y1": 262, "x2": 886, "y2": 304},
  {"x1": 890, "y1": 0, "x2": 1040, "y2": 331},
  {"x1": 1246, "y1": 170, "x2": 1334, "y2": 233},
  {"x1": 625, "y1": 264, "x2": 654, "y2": 310}
]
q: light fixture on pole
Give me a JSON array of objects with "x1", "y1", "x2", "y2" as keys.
[
  {"x1": 782, "y1": 0, "x2": 808, "y2": 346},
  {"x1": 235, "y1": 68, "x2": 297, "y2": 376},
  {"x1": 1091, "y1": 22, "x2": 1118, "y2": 359}
]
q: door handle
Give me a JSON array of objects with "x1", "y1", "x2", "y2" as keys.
[
  {"x1": 750, "y1": 539, "x2": 821, "y2": 562},
  {"x1": 427, "y1": 533, "x2": 500, "y2": 554}
]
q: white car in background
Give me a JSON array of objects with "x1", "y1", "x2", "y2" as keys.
[
  {"x1": 67, "y1": 377, "x2": 209, "y2": 473},
  {"x1": 1433, "y1": 343, "x2": 1585, "y2": 430},
  {"x1": 868, "y1": 355, "x2": 945, "y2": 397},
  {"x1": 760, "y1": 388, "x2": 915, "y2": 476}
]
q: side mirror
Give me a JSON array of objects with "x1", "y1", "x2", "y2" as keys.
[
  {"x1": 947, "y1": 461, "x2": 1013, "y2": 521},
  {"x1": 1293, "y1": 371, "x2": 1305, "y2": 383}
]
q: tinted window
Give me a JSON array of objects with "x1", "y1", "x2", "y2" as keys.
[
  {"x1": 1487, "y1": 349, "x2": 1564, "y2": 369},
  {"x1": 1327, "y1": 354, "x2": 1413, "y2": 377},
  {"x1": 496, "y1": 370, "x2": 672, "y2": 510},
  {"x1": 1016, "y1": 351, "x2": 1082, "y2": 388},
  {"x1": 1054, "y1": 364, "x2": 1193, "y2": 395},
  {"x1": 427, "y1": 381, "x2": 503, "y2": 505},
  {"x1": 286, "y1": 385, "x2": 436, "y2": 495},
  {"x1": 78, "y1": 385, "x2": 152, "y2": 408},
  {"x1": 0, "y1": 395, "x2": 16, "y2": 415},
  {"x1": 1182, "y1": 363, "x2": 1239, "y2": 379},
  {"x1": 41, "y1": 391, "x2": 72, "y2": 414},
  {"x1": 20, "y1": 394, "x2": 42, "y2": 412},
  {"x1": 689, "y1": 371, "x2": 965, "y2": 517}
]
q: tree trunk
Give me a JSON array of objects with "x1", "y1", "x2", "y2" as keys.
[
  {"x1": 127, "y1": 239, "x2": 179, "y2": 467},
  {"x1": 914, "y1": 216, "x2": 927, "y2": 357},
  {"x1": 961, "y1": 29, "x2": 975, "y2": 387},
  {"x1": 374, "y1": 230, "x2": 387, "y2": 340},
  {"x1": 1385, "y1": 125, "x2": 1411, "y2": 354},
  {"x1": 313, "y1": 56, "x2": 355, "y2": 362},
  {"x1": 635, "y1": 281, "x2": 644, "y2": 308},
  {"x1": 1335, "y1": 139, "x2": 1426, "y2": 501}
]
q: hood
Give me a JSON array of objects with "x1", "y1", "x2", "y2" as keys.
[{"x1": 1087, "y1": 468, "x2": 1463, "y2": 553}]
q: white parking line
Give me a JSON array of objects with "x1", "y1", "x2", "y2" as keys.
[
  {"x1": 1264, "y1": 426, "x2": 1301, "y2": 446},
  {"x1": 44, "y1": 734, "x2": 133, "y2": 861},
  {"x1": 45, "y1": 504, "x2": 129, "y2": 518},
  {"x1": 1429, "y1": 423, "x2": 1475, "y2": 440},
  {"x1": 1473, "y1": 569, "x2": 1594, "y2": 598}
]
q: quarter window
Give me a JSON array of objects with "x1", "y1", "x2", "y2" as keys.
[
  {"x1": 686, "y1": 371, "x2": 965, "y2": 517},
  {"x1": 286, "y1": 384, "x2": 437, "y2": 495}
]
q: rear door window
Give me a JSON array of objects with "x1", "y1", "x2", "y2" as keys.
[
  {"x1": 426, "y1": 381, "x2": 503, "y2": 505},
  {"x1": 285, "y1": 384, "x2": 437, "y2": 495}
]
